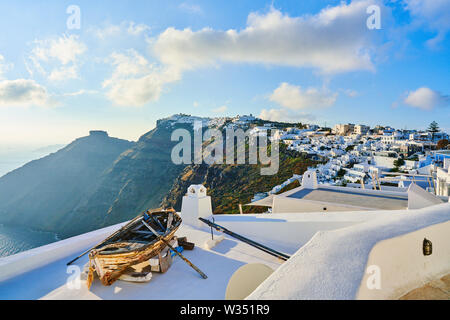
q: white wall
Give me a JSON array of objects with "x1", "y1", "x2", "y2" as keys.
[
  {"x1": 357, "y1": 221, "x2": 450, "y2": 299},
  {"x1": 436, "y1": 167, "x2": 449, "y2": 197},
  {"x1": 404, "y1": 160, "x2": 418, "y2": 170},
  {"x1": 247, "y1": 203, "x2": 450, "y2": 300},
  {"x1": 373, "y1": 156, "x2": 396, "y2": 169}
]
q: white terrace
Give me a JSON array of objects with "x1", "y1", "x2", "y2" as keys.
[{"x1": 0, "y1": 182, "x2": 448, "y2": 300}]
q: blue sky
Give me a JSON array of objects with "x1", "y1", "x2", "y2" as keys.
[{"x1": 0, "y1": 0, "x2": 449, "y2": 146}]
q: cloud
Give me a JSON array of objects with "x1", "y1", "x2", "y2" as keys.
[
  {"x1": 344, "y1": 89, "x2": 359, "y2": 97},
  {"x1": 93, "y1": 21, "x2": 150, "y2": 39},
  {"x1": 103, "y1": 71, "x2": 179, "y2": 106},
  {"x1": 269, "y1": 82, "x2": 337, "y2": 110},
  {"x1": 127, "y1": 22, "x2": 151, "y2": 36},
  {"x1": 106, "y1": 50, "x2": 152, "y2": 78},
  {"x1": 48, "y1": 65, "x2": 79, "y2": 82},
  {"x1": 0, "y1": 79, "x2": 55, "y2": 107},
  {"x1": 29, "y1": 34, "x2": 86, "y2": 81},
  {"x1": 102, "y1": 50, "x2": 180, "y2": 106},
  {"x1": 259, "y1": 108, "x2": 316, "y2": 123},
  {"x1": 93, "y1": 25, "x2": 121, "y2": 39},
  {"x1": 111, "y1": 1, "x2": 382, "y2": 105},
  {"x1": 154, "y1": 1, "x2": 380, "y2": 74},
  {"x1": 403, "y1": 87, "x2": 449, "y2": 110},
  {"x1": 179, "y1": 2, "x2": 203, "y2": 15},
  {"x1": 213, "y1": 105, "x2": 227, "y2": 113},
  {"x1": 0, "y1": 54, "x2": 13, "y2": 79},
  {"x1": 262, "y1": 82, "x2": 335, "y2": 124},
  {"x1": 62, "y1": 89, "x2": 99, "y2": 97},
  {"x1": 403, "y1": 0, "x2": 450, "y2": 46},
  {"x1": 31, "y1": 34, "x2": 86, "y2": 65}
]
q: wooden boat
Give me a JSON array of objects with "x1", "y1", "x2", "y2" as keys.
[{"x1": 87, "y1": 208, "x2": 181, "y2": 287}]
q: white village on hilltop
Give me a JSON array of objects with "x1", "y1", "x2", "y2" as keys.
[{"x1": 0, "y1": 114, "x2": 449, "y2": 300}]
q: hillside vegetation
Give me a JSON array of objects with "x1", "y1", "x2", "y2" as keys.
[{"x1": 162, "y1": 144, "x2": 317, "y2": 214}]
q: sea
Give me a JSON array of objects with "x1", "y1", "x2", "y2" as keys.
[
  {"x1": 0, "y1": 224, "x2": 59, "y2": 258},
  {"x1": 0, "y1": 144, "x2": 65, "y2": 178}
]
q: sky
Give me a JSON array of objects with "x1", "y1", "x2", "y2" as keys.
[{"x1": 0, "y1": 0, "x2": 449, "y2": 147}]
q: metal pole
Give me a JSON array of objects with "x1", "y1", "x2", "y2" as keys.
[
  {"x1": 210, "y1": 217, "x2": 215, "y2": 240},
  {"x1": 222, "y1": 228, "x2": 290, "y2": 261},
  {"x1": 199, "y1": 218, "x2": 290, "y2": 261}
]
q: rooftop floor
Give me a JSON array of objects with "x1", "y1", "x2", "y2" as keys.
[
  {"x1": 0, "y1": 224, "x2": 287, "y2": 300},
  {"x1": 288, "y1": 187, "x2": 409, "y2": 210}
]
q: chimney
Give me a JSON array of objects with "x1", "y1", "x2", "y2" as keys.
[
  {"x1": 301, "y1": 170, "x2": 318, "y2": 189},
  {"x1": 180, "y1": 185, "x2": 213, "y2": 228}
]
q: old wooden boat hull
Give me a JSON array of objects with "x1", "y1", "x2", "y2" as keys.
[{"x1": 88, "y1": 209, "x2": 181, "y2": 287}]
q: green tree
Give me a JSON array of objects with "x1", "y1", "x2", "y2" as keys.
[
  {"x1": 345, "y1": 145, "x2": 355, "y2": 152},
  {"x1": 427, "y1": 121, "x2": 440, "y2": 141},
  {"x1": 393, "y1": 158, "x2": 405, "y2": 168},
  {"x1": 337, "y1": 168, "x2": 346, "y2": 177}
]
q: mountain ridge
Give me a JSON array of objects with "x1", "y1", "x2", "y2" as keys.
[{"x1": 0, "y1": 130, "x2": 135, "y2": 236}]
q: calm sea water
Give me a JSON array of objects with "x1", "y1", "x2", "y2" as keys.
[
  {"x1": 0, "y1": 144, "x2": 65, "y2": 178},
  {"x1": 0, "y1": 224, "x2": 59, "y2": 258}
]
